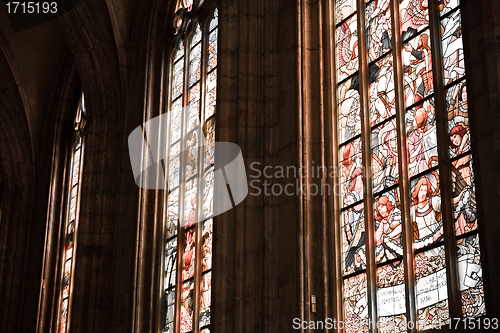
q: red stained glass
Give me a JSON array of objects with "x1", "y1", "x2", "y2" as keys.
[
  {"x1": 406, "y1": 99, "x2": 438, "y2": 178},
  {"x1": 336, "y1": 16, "x2": 359, "y2": 82},
  {"x1": 410, "y1": 172, "x2": 443, "y2": 250},
  {"x1": 402, "y1": 31, "x2": 433, "y2": 106}
]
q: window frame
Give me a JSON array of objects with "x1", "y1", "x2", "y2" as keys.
[
  {"x1": 55, "y1": 92, "x2": 87, "y2": 333},
  {"x1": 330, "y1": 0, "x2": 486, "y2": 331},
  {"x1": 160, "y1": 2, "x2": 218, "y2": 333}
]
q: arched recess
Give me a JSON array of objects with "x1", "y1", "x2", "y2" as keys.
[
  {"x1": 35, "y1": 57, "x2": 82, "y2": 333},
  {"x1": 46, "y1": 0, "x2": 177, "y2": 332},
  {"x1": 0, "y1": 44, "x2": 36, "y2": 333}
]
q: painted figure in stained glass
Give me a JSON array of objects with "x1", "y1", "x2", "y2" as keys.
[
  {"x1": 343, "y1": 204, "x2": 366, "y2": 273},
  {"x1": 340, "y1": 139, "x2": 363, "y2": 206},
  {"x1": 183, "y1": 229, "x2": 196, "y2": 280},
  {"x1": 338, "y1": 79, "x2": 361, "y2": 143},
  {"x1": 186, "y1": 191, "x2": 198, "y2": 227},
  {"x1": 202, "y1": 221, "x2": 212, "y2": 271},
  {"x1": 366, "y1": 0, "x2": 392, "y2": 62},
  {"x1": 185, "y1": 130, "x2": 199, "y2": 180},
  {"x1": 336, "y1": 0, "x2": 356, "y2": 24},
  {"x1": 375, "y1": 194, "x2": 403, "y2": 262},
  {"x1": 372, "y1": 121, "x2": 398, "y2": 192},
  {"x1": 441, "y1": 10, "x2": 465, "y2": 83},
  {"x1": 401, "y1": 0, "x2": 429, "y2": 41},
  {"x1": 200, "y1": 274, "x2": 212, "y2": 321},
  {"x1": 411, "y1": 176, "x2": 443, "y2": 250},
  {"x1": 181, "y1": 282, "x2": 194, "y2": 332},
  {"x1": 457, "y1": 235, "x2": 485, "y2": 317},
  {"x1": 344, "y1": 274, "x2": 369, "y2": 333},
  {"x1": 403, "y1": 32, "x2": 433, "y2": 105},
  {"x1": 451, "y1": 157, "x2": 476, "y2": 235},
  {"x1": 406, "y1": 102, "x2": 438, "y2": 177},
  {"x1": 337, "y1": 17, "x2": 359, "y2": 81},
  {"x1": 446, "y1": 82, "x2": 468, "y2": 139},
  {"x1": 369, "y1": 57, "x2": 396, "y2": 125}
]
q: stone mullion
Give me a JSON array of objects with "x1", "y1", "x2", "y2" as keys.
[
  {"x1": 356, "y1": 1, "x2": 378, "y2": 332},
  {"x1": 389, "y1": 0, "x2": 417, "y2": 331},
  {"x1": 56, "y1": 138, "x2": 74, "y2": 333},
  {"x1": 326, "y1": 0, "x2": 343, "y2": 330},
  {"x1": 158, "y1": 42, "x2": 176, "y2": 333},
  {"x1": 428, "y1": 0, "x2": 461, "y2": 319}
]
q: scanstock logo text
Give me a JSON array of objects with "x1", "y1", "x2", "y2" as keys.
[{"x1": 128, "y1": 111, "x2": 248, "y2": 226}]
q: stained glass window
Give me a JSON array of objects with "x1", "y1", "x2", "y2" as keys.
[
  {"x1": 57, "y1": 92, "x2": 86, "y2": 333},
  {"x1": 334, "y1": 0, "x2": 485, "y2": 330},
  {"x1": 163, "y1": 3, "x2": 217, "y2": 332}
]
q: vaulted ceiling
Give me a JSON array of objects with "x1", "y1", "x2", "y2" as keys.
[{"x1": 0, "y1": 0, "x2": 160, "y2": 191}]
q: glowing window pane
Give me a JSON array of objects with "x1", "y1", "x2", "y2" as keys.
[
  {"x1": 335, "y1": 0, "x2": 357, "y2": 25},
  {"x1": 369, "y1": 55, "x2": 396, "y2": 126},
  {"x1": 342, "y1": 203, "x2": 365, "y2": 275},
  {"x1": 344, "y1": 273, "x2": 369, "y2": 333},
  {"x1": 173, "y1": 56, "x2": 185, "y2": 100},
  {"x1": 338, "y1": 78, "x2": 361, "y2": 144},
  {"x1": 204, "y1": 118, "x2": 215, "y2": 169},
  {"x1": 366, "y1": 0, "x2": 392, "y2": 63},
  {"x1": 441, "y1": 11, "x2": 465, "y2": 84},
  {"x1": 447, "y1": 81, "x2": 469, "y2": 159},
  {"x1": 171, "y1": 99, "x2": 183, "y2": 144},
  {"x1": 415, "y1": 247, "x2": 449, "y2": 330},
  {"x1": 203, "y1": 167, "x2": 214, "y2": 219},
  {"x1": 200, "y1": 271, "x2": 212, "y2": 328},
  {"x1": 180, "y1": 281, "x2": 194, "y2": 333},
  {"x1": 402, "y1": 31, "x2": 433, "y2": 106},
  {"x1": 165, "y1": 238, "x2": 177, "y2": 289},
  {"x1": 189, "y1": 40, "x2": 202, "y2": 86},
  {"x1": 406, "y1": 99, "x2": 438, "y2": 178},
  {"x1": 410, "y1": 172, "x2": 443, "y2": 250},
  {"x1": 377, "y1": 262, "x2": 407, "y2": 333},
  {"x1": 339, "y1": 138, "x2": 363, "y2": 207},
  {"x1": 400, "y1": 0, "x2": 429, "y2": 42},
  {"x1": 184, "y1": 130, "x2": 199, "y2": 181},
  {"x1": 202, "y1": 219, "x2": 213, "y2": 271},
  {"x1": 457, "y1": 234, "x2": 485, "y2": 317},
  {"x1": 209, "y1": 9, "x2": 218, "y2": 31},
  {"x1": 169, "y1": 143, "x2": 181, "y2": 189},
  {"x1": 336, "y1": 16, "x2": 359, "y2": 82},
  {"x1": 184, "y1": 179, "x2": 198, "y2": 228},
  {"x1": 188, "y1": 83, "x2": 201, "y2": 131},
  {"x1": 208, "y1": 28, "x2": 218, "y2": 71},
  {"x1": 205, "y1": 69, "x2": 217, "y2": 121},
  {"x1": 452, "y1": 155, "x2": 477, "y2": 236},
  {"x1": 440, "y1": 0, "x2": 460, "y2": 16},
  {"x1": 374, "y1": 189, "x2": 403, "y2": 263},
  {"x1": 182, "y1": 228, "x2": 196, "y2": 281},
  {"x1": 164, "y1": 289, "x2": 175, "y2": 333},
  {"x1": 372, "y1": 120, "x2": 399, "y2": 193}
]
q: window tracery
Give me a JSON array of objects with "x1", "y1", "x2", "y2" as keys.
[
  {"x1": 163, "y1": 2, "x2": 218, "y2": 332},
  {"x1": 334, "y1": 0, "x2": 485, "y2": 331}
]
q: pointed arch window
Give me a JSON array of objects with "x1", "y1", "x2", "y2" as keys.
[
  {"x1": 57, "y1": 92, "x2": 86, "y2": 333},
  {"x1": 162, "y1": 2, "x2": 218, "y2": 333},
  {"x1": 333, "y1": 0, "x2": 485, "y2": 331}
]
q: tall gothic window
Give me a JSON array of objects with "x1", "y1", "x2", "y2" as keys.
[
  {"x1": 163, "y1": 1, "x2": 217, "y2": 332},
  {"x1": 58, "y1": 92, "x2": 86, "y2": 333},
  {"x1": 334, "y1": 0, "x2": 485, "y2": 331}
]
